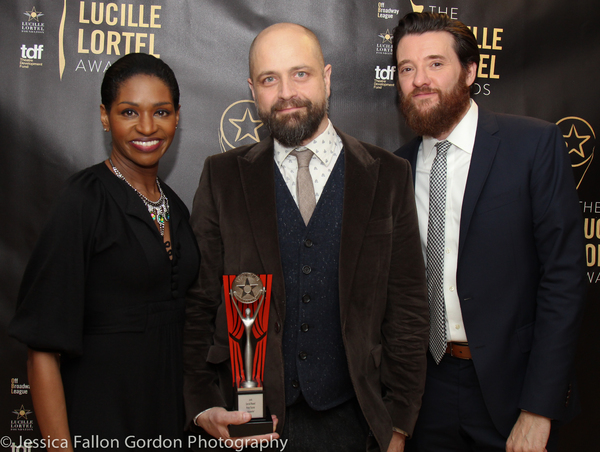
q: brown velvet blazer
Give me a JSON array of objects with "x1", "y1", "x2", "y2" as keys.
[{"x1": 183, "y1": 128, "x2": 429, "y2": 451}]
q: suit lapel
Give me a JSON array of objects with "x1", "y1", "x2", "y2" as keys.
[
  {"x1": 458, "y1": 109, "x2": 500, "y2": 259},
  {"x1": 237, "y1": 138, "x2": 285, "y2": 320},
  {"x1": 337, "y1": 130, "x2": 380, "y2": 325}
]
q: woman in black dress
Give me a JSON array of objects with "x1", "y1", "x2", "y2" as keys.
[{"x1": 9, "y1": 53, "x2": 199, "y2": 451}]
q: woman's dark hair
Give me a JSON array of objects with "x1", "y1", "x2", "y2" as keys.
[
  {"x1": 101, "y1": 53, "x2": 180, "y2": 112},
  {"x1": 393, "y1": 12, "x2": 480, "y2": 71}
]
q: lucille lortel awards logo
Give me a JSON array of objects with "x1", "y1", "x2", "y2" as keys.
[
  {"x1": 22, "y1": 6, "x2": 45, "y2": 33},
  {"x1": 557, "y1": 116, "x2": 596, "y2": 189}
]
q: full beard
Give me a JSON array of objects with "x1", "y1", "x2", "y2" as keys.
[
  {"x1": 258, "y1": 97, "x2": 328, "y2": 147},
  {"x1": 400, "y1": 71, "x2": 471, "y2": 138}
]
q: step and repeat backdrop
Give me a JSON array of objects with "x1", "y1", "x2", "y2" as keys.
[{"x1": 1, "y1": 0, "x2": 598, "y2": 450}]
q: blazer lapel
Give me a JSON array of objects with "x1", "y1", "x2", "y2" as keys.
[
  {"x1": 237, "y1": 137, "x2": 285, "y2": 320},
  {"x1": 336, "y1": 130, "x2": 380, "y2": 325},
  {"x1": 458, "y1": 109, "x2": 500, "y2": 259}
]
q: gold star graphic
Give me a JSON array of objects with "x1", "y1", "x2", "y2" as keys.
[
  {"x1": 24, "y1": 7, "x2": 44, "y2": 22},
  {"x1": 379, "y1": 29, "x2": 393, "y2": 44},
  {"x1": 13, "y1": 405, "x2": 33, "y2": 420},
  {"x1": 564, "y1": 124, "x2": 590, "y2": 158},
  {"x1": 229, "y1": 108, "x2": 263, "y2": 143}
]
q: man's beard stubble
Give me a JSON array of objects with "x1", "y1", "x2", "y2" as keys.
[
  {"x1": 400, "y1": 70, "x2": 471, "y2": 138},
  {"x1": 258, "y1": 97, "x2": 328, "y2": 148}
]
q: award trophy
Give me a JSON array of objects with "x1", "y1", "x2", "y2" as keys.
[{"x1": 223, "y1": 272, "x2": 273, "y2": 436}]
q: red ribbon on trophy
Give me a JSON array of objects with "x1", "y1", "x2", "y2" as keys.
[{"x1": 223, "y1": 273, "x2": 273, "y2": 436}]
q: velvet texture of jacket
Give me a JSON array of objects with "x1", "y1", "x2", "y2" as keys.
[{"x1": 184, "y1": 129, "x2": 429, "y2": 451}]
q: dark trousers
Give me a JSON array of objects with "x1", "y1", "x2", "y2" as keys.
[
  {"x1": 281, "y1": 395, "x2": 370, "y2": 452},
  {"x1": 406, "y1": 352, "x2": 558, "y2": 452}
]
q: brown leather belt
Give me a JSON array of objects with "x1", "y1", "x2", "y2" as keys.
[{"x1": 446, "y1": 343, "x2": 472, "y2": 360}]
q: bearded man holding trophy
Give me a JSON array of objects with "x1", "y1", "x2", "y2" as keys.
[{"x1": 183, "y1": 22, "x2": 429, "y2": 452}]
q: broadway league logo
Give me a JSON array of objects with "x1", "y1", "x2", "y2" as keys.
[
  {"x1": 557, "y1": 117, "x2": 596, "y2": 189},
  {"x1": 376, "y1": 2, "x2": 400, "y2": 20},
  {"x1": 219, "y1": 100, "x2": 268, "y2": 153}
]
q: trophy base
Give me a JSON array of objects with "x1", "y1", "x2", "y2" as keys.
[
  {"x1": 228, "y1": 415, "x2": 274, "y2": 437},
  {"x1": 229, "y1": 386, "x2": 273, "y2": 437},
  {"x1": 236, "y1": 385, "x2": 265, "y2": 418}
]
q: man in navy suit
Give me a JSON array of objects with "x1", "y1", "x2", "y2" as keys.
[{"x1": 393, "y1": 12, "x2": 586, "y2": 452}]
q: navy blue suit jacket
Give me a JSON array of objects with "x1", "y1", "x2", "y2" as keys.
[{"x1": 395, "y1": 108, "x2": 586, "y2": 436}]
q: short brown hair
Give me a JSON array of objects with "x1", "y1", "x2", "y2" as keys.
[{"x1": 393, "y1": 12, "x2": 479, "y2": 72}]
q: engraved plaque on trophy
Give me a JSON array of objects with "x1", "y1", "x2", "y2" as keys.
[{"x1": 223, "y1": 273, "x2": 273, "y2": 436}]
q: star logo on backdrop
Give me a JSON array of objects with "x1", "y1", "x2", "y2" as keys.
[
  {"x1": 229, "y1": 108, "x2": 263, "y2": 143},
  {"x1": 24, "y1": 7, "x2": 44, "y2": 22},
  {"x1": 563, "y1": 124, "x2": 590, "y2": 158},
  {"x1": 13, "y1": 405, "x2": 33, "y2": 420},
  {"x1": 378, "y1": 30, "x2": 393, "y2": 44},
  {"x1": 557, "y1": 116, "x2": 596, "y2": 190},
  {"x1": 219, "y1": 100, "x2": 269, "y2": 152}
]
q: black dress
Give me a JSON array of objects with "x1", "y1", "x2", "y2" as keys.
[{"x1": 9, "y1": 162, "x2": 200, "y2": 450}]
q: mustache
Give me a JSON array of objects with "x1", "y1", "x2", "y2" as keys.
[
  {"x1": 271, "y1": 98, "x2": 311, "y2": 113},
  {"x1": 406, "y1": 87, "x2": 441, "y2": 99}
]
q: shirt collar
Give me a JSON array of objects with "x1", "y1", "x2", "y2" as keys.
[
  {"x1": 422, "y1": 99, "x2": 479, "y2": 160},
  {"x1": 274, "y1": 119, "x2": 341, "y2": 168}
]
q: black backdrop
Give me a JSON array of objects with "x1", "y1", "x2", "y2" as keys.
[{"x1": 1, "y1": 1, "x2": 598, "y2": 450}]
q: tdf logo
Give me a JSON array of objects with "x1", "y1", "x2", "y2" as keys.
[
  {"x1": 375, "y1": 65, "x2": 396, "y2": 81},
  {"x1": 20, "y1": 44, "x2": 44, "y2": 59}
]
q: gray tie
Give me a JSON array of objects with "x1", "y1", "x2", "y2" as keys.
[
  {"x1": 427, "y1": 140, "x2": 451, "y2": 364},
  {"x1": 290, "y1": 147, "x2": 316, "y2": 225}
]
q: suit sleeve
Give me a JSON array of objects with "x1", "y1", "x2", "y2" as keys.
[
  {"x1": 381, "y1": 159, "x2": 429, "y2": 436},
  {"x1": 519, "y1": 123, "x2": 586, "y2": 419},
  {"x1": 183, "y1": 156, "x2": 228, "y2": 428}
]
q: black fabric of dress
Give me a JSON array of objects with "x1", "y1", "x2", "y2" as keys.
[{"x1": 9, "y1": 162, "x2": 200, "y2": 450}]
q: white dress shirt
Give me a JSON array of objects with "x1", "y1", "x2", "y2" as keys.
[
  {"x1": 274, "y1": 119, "x2": 343, "y2": 206},
  {"x1": 414, "y1": 100, "x2": 479, "y2": 343}
]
